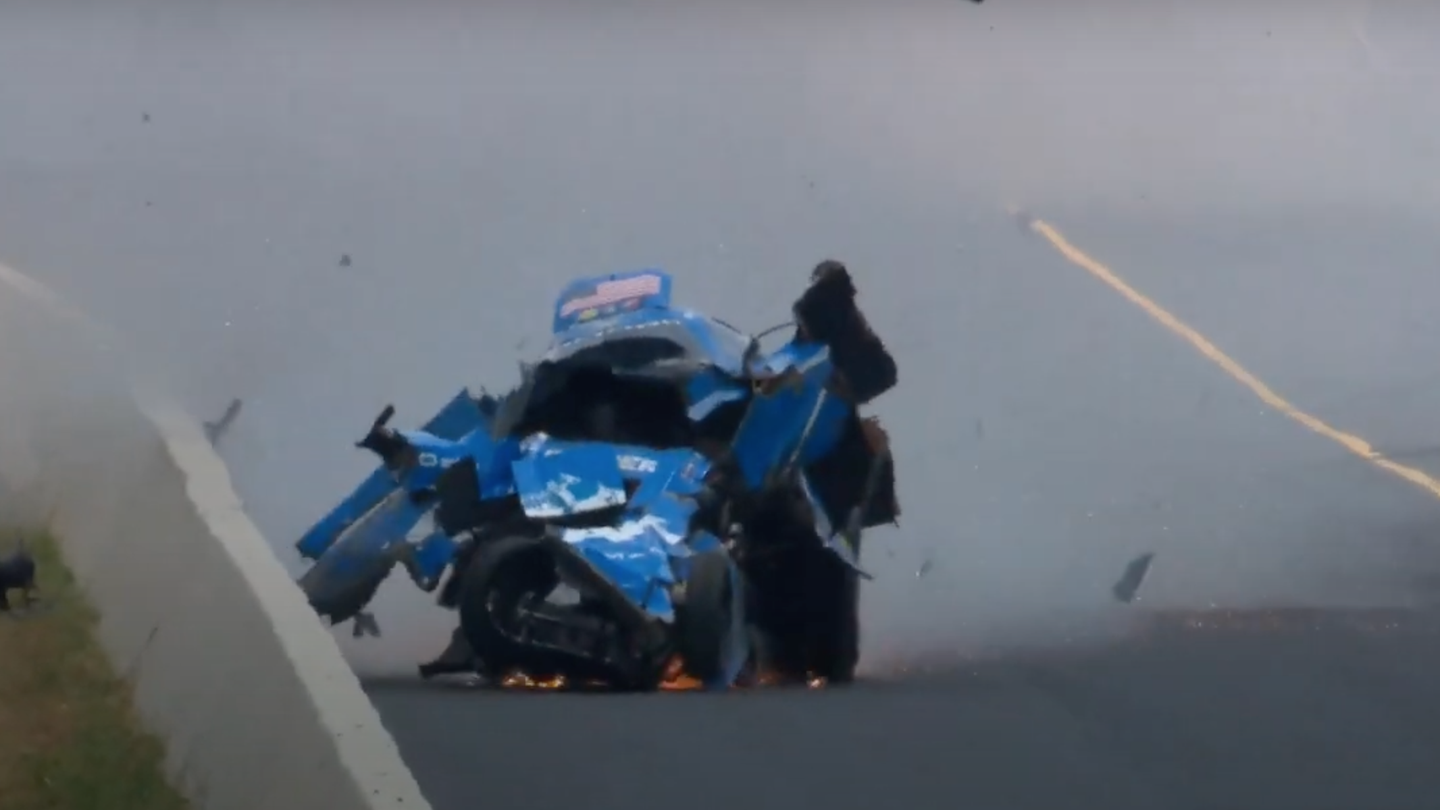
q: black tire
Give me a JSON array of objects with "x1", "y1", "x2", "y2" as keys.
[
  {"x1": 457, "y1": 534, "x2": 560, "y2": 679},
  {"x1": 806, "y1": 562, "x2": 859, "y2": 684},
  {"x1": 677, "y1": 549, "x2": 736, "y2": 683},
  {"x1": 759, "y1": 547, "x2": 860, "y2": 685}
]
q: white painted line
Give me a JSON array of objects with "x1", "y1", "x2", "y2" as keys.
[{"x1": 0, "y1": 259, "x2": 431, "y2": 810}]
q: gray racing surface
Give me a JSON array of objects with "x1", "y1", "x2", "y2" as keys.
[
  {"x1": 365, "y1": 208, "x2": 1440, "y2": 810},
  {"x1": 368, "y1": 610, "x2": 1440, "y2": 810},
  {"x1": 7, "y1": 3, "x2": 1440, "y2": 810}
]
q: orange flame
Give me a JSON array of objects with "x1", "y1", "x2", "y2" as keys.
[
  {"x1": 500, "y1": 671, "x2": 569, "y2": 690},
  {"x1": 494, "y1": 656, "x2": 830, "y2": 692},
  {"x1": 657, "y1": 656, "x2": 706, "y2": 691}
]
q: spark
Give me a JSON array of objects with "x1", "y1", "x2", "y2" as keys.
[{"x1": 495, "y1": 655, "x2": 832, "y2": 692}]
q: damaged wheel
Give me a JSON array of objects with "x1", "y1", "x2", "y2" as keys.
[
  {"x1": 457, "y1": 534, "x2": 560, "y2": 680},
  {"x1": 676, "y1": 549, "x2": 742, "y2": 684}
]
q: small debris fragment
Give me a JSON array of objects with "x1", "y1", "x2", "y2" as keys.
[
  {"x1": 202, "y1": 398, "x2": 243, "y2": 446},
  {"x1": 0, "y1": 536, "x2": 39, "y2": 614},
  {"x1": 339, "y1": 254, "x2": 352, "y2": 267},
  {"x1": 916, "y1": 558, "x2": 933, "y2": 579},
  {"x1": 352, "y1": 611, "x2": 381, "y2": 638},
  {"x1": 142, "y1": 112, "x2": 150, "y2": 123},
  {"x1": 1112, "y1": 552, "x2": 1155, "y2": 604}
]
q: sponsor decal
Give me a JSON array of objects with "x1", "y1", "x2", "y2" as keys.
[{"x1": 560, "y1": 273, "x2": 663, "y2": 318}]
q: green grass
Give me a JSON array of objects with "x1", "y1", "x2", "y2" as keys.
[{"x1": 0, "y1": 529, "x2": 190, "y2": 810}]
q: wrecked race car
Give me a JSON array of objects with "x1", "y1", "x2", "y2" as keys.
[{"x1": 294, "y1": 261, "x2": 899, "y2": 690}]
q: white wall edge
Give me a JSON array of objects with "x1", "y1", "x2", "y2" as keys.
[{"x1": 0, "y1": 260, "x2": 432, "y2": 810}]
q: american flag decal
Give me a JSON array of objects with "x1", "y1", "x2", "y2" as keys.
[{"x1": 559, "y1": 274, "x2": 664, "y2": 317}]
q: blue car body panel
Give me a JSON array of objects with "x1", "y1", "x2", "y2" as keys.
[
  {"x1": 729, "y1": 343, "x2": 850, "y2": 490},
  {"x1": 684, "y1": 367, "x2": 750, "y2": 422},
  {"x1": 797, "y1": 471, "x2": 869, "y2": 579},
  {"x1": 409, "y1": 525, "x2": 459, "y2": 587},
  {"x1": 511, "y1": 437, "x2": 714, "y2": 620},
  {"x1": 296, "y1": 388, "x2": 488, "y2": 561},
  {"x1": 295, "y1": 488, "x2": 416, "y2": 610},
  {"x1": 513, "y1": 437, "x2": 629, "y2": 519},
  {"x1": 559, "y1": 503, "x2": 688, "y2": 621}
]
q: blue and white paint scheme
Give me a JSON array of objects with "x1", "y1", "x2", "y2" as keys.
[
  {"x1": 513, "y1": 435, "x2": 629, "y2": 519},
  {"x1": 296, "y1": 388, "x2": 488, "y2": 562},
  {"x1": 296, "y1": 265, "x2": 886, "y2": 688},
  {"x1": 546, "y1": 270, "x2": 754, "y2": 380}
]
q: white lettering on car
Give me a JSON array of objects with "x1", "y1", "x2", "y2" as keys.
[
  {"x1": 417, "y1": 453, "x2": 458, "y2": 469},
  {"x1": 617, "y1": 455, "x2": 659, "y2": 474}
]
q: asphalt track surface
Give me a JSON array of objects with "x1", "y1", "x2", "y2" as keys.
[
  {"x1": 363, "y1": 210, "x2": 1440, "y2": 810},
  {"x1": 368, "y1": 609, "x2": 1440, "y2": 810}
]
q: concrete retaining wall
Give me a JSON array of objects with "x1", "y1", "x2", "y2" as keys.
[{"x1": 0, "y1": 263, "x2": 430, "y2": 810}]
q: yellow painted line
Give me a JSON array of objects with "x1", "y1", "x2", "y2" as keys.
[{"x1": 1012, "y1": 207, "x2": 1440, "y2": 502}]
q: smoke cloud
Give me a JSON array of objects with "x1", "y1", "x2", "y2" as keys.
[{"x1": 4, "y1": 0, "x2": 1439, "y2": 678}]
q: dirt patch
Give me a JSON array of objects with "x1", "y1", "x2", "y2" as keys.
[{"x1": 0, "y1": 530, "x2": 188, "y2": 810}]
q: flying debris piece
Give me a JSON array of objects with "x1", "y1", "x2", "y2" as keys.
[
  {"x1": 202, "y1": 398, "x2": 243, "y2": 445},
  {"x1": 1112, "y1": 552, "x2": 1155, "y2": 604},
  {"x1": 142, "y1": 112, "x2": 150, "y2": 123},
  {"x1": 339, "y1": 254, "x2": 352, "y2": 267},
  {"x1": 916, "y1": 558, "x2": 934, "y2": 579},
  {"x1": 352, "y1": 611, "x2": 381, "y2": 638}
]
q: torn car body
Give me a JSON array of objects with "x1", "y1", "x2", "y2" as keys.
[{"x1": 294, "y1": 262, "x2": 899, "y2": 689}]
